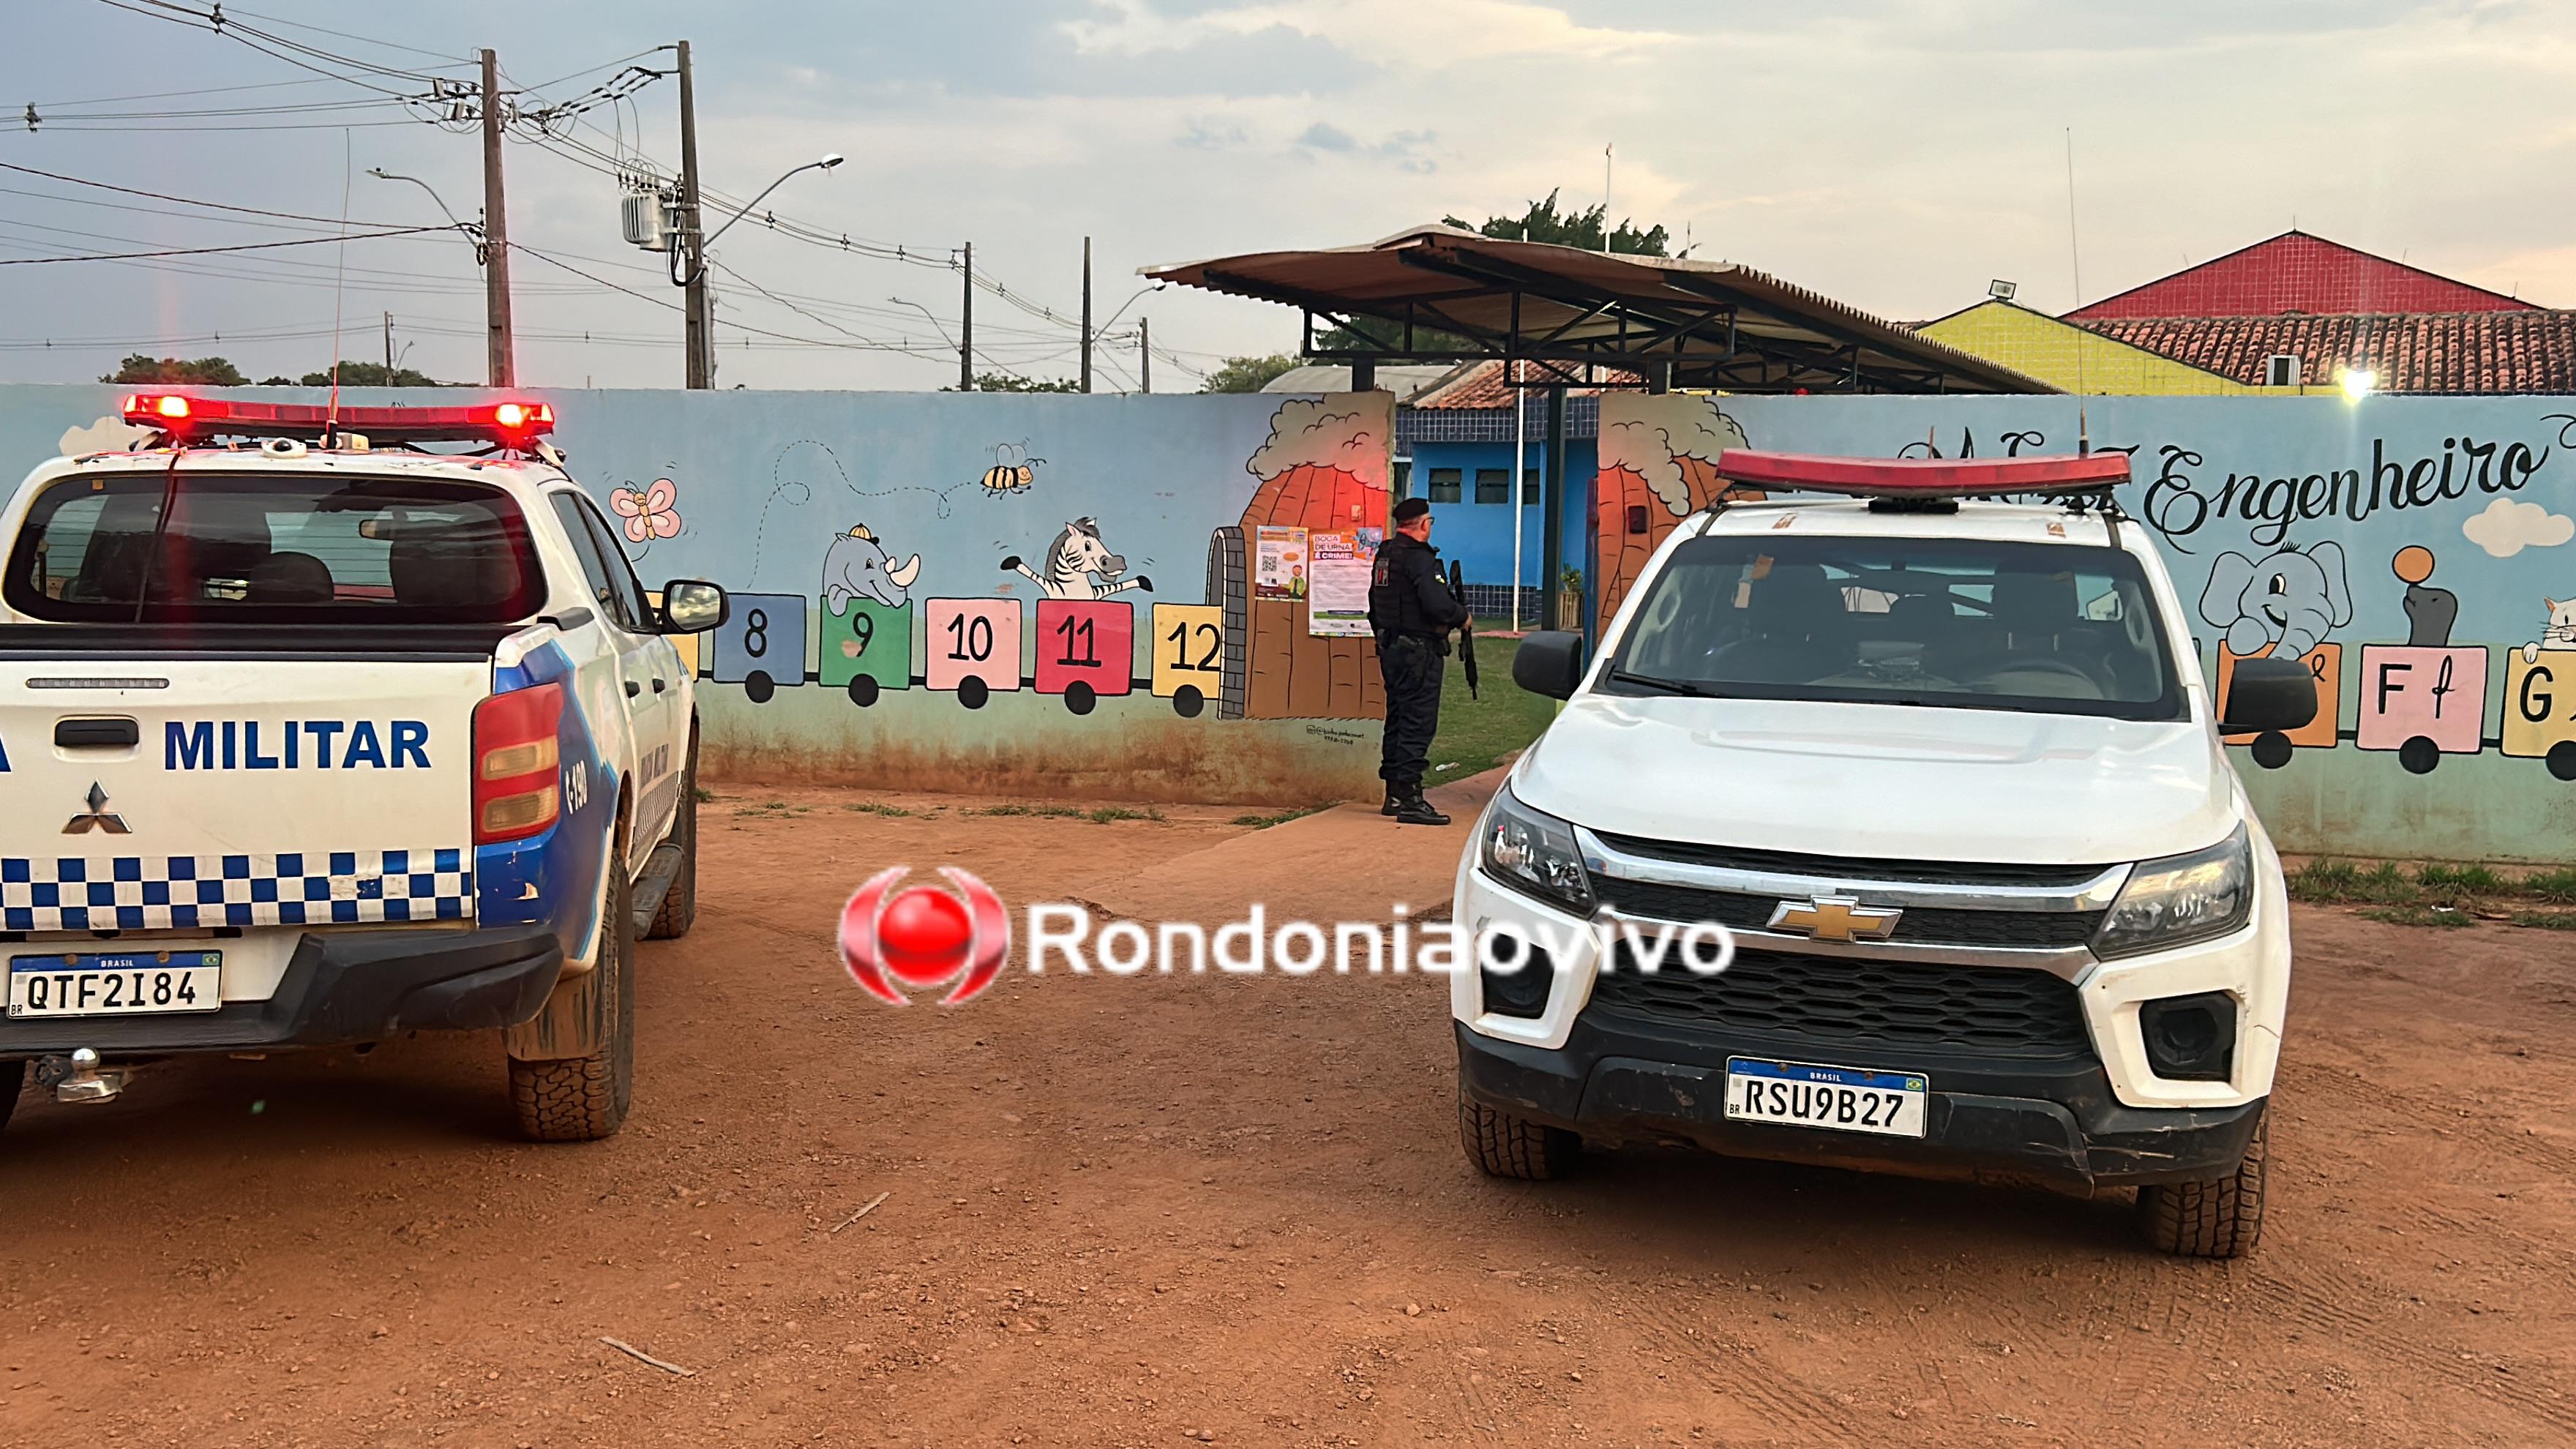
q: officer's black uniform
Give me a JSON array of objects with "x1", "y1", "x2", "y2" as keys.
[{"x1": 1369, "y1": 521, "x2": 1468, "y2": 823}]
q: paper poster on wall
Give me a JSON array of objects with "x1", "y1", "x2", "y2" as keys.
[
  {"x1": 1307, "y1": 527, "x2": 1380, "y2": 637},
  {"x1": 1254, "y1": 525, "x2": 1308, "y2": 602}
]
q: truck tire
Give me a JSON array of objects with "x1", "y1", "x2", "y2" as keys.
[
  {"x1": 508, "y1": 858, "x2": 636, "y2": 1142},
  {"x1": 1459, "y1": 1096, "x2": 1579, "y2": 1180},
  {"x1": 2137, "y1": 1110, "x2": 2267, "y2": 1258},
  {"x1": 645, "y1": 733, "x2": 699, "y2": 940}
]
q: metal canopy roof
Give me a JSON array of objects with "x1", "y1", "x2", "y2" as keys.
[{"x1": 1146, "y1": 224, "x2": 2055, "y2": 394}]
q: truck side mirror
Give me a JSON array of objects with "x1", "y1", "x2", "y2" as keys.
[
  {"x1": 1513, "y1": 631, "x2": 1586, "y2": 701},
  {"x1": 659, "y1": 579, "x2": 729, "y2": 634},
  {"x1": 2219, "y1": 656, "x2": 2318, "y2": 734}
]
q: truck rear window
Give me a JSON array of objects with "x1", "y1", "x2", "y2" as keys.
[
  {"x1": 1609, "y1": 535, "x2": 2186, "y2": 722},
  {"x1": 5, "y1": 471, "x2": 543, "y2": 624}
]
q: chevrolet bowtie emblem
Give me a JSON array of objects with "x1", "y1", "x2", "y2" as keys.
[
  {"x1": 64, "y1": 781, "x2": 130, "y2": 835},
  {"x1": 1767, "y1": 894, "x2": 1901, "y2": 943}
]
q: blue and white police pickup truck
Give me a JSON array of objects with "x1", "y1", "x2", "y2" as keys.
[{"x1": 0, "y1": 394, "x2": 726, "y2": 1141}]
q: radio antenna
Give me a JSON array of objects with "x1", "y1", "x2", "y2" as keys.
[
  {"x1": 326, "y1": 129, "x2": 352, "y2": 444},
  {"x1": 2064, "y1": 127, "x2": 2089, "y2": 455}
]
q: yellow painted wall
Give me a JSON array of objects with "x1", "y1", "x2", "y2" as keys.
[{"x1": 1920, "y1": 300, "x2": 2290, "y2": 397}]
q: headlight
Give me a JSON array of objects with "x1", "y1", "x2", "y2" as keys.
[
  {"x1": 1479, "y1": 785, "x2": 1594, "y2": 915},
  {"x1": 2094, "y1": 824, "x2": 2253, "y2": 959}
]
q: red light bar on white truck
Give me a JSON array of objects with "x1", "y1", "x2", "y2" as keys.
[
  {"x1": 1712, "y1": 449, "x2": 2131, "y2": 497},
  {"x1": 119, "y1": 394, "x2": 555, "y2": 446}
]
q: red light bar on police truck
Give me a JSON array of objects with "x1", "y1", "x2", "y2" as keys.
[
  {"x1": 120, "y1": 394, "x2": 554, "y2": 446},
  {"x1": 1712, "y1": 448, "x2": 2130, "y2": 497}
]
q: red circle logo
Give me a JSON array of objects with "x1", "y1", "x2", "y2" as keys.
[{"x1": 839, "y1": 866, "x2": 1011, "y2": 1006}]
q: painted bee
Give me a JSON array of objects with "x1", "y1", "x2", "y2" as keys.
[{"x1": 978, "y1": 441, "x2": 1044, "y2": 493}]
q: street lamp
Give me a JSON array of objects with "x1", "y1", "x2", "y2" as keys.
[
  {"x1": 886, "y1": 296, "x2": 961, "y2": 351},
  {"x1": 366, "y1": 168, "x2": 484, "y2": 262},
  {"x1": 694, "y1": 154, "x2": 844, "y2": 263},
  {"x1": 1098, "y1": 280, "x2": 1166, "y2": 335}
]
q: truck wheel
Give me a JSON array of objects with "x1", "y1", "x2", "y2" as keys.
[
  {"x1": 645, "y1": 735, "x2": 699, "y2": 940},
  {"x1": 2137, "y1": 1110, "x2": 2266, "y2": 1257},
  {"x1": 508, "y1": 861, "x2": 636, "y2": 1142},
  {"x1": 1459, "y1": 1096, "x2": 1579, "y2": 1180}
]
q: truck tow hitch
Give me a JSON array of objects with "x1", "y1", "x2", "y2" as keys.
[{"x1": 35, "y1": 1048, "x2": 128, "y2": 1104}]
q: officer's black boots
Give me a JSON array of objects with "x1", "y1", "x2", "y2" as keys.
[
  {"x1": 1382, "y1": 788, "x2": 1403, "y2": 817},
  {"x1": 1393, "y1": 789, "x2": 1451, "y2": 826}
]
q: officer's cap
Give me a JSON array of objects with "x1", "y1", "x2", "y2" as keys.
[{"x1": 1391, "y1": 498, "x2": 1431, "y2": 524}]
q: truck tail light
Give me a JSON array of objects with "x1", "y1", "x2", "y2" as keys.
[{"x1": 473, "y1": 682, "x2": 564, "y2": 844}]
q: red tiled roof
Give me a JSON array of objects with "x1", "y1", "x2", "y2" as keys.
[
  {"x1": 2078, "y1": 311, "x2": 2576, "y2": 394},
  {"x1": 1409, "y1": 359, "x2": 1641, "y2": 410},
  {"x1": 2067, "y1": 232, "x2": 2536, "y2": 321}
]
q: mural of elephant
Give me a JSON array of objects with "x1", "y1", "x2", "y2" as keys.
[
  {"x1": 2201, "y1": 541, "x2": 2351, "y2": 660},
  {"x1": 821, "y1": 525, "x2": 922, "y2": 614}
]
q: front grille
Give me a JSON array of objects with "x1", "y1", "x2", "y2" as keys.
[
  {"x1": 1586, "y1": 946, "x2": 2093, "y2": 1059},
  {"x1": 1592, "y1": 878, "x2": 2102, "y2": 949},
  {"x1": 1590, "y1": 831, "x2": 2111, "y2": 888}
]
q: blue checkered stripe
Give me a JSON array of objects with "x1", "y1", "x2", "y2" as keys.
[{"x1": 0, "y1": 850, "x2": 473, "y2": 932}]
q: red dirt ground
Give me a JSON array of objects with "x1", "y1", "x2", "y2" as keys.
[{"x1": 1, "y1": 774, "x2": 2569, "y2": 1447}]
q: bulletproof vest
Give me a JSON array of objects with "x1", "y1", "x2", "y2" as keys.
[{"x1": 1369, "y1": 535, "x2": 1439, "y2": 637}]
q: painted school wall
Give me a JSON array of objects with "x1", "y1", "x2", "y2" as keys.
[
  {"x1": 1601, "y1": 392, "x2": 2576, "y2": 863},
  {"x1": 7, "y1": 385, "x2": 1398, "y2": 805}
]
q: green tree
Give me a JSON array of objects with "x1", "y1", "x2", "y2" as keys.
[
  {"x1": 1444, "y1": 189, "x2": 1670, "y2": 257},
  {"x1": 296, "y1": 362, "x2": 442, "y2": 387},
  {"x1": 1319, "y1": 191, "x2": 1676, "y2": 355},
  {"x1": 1197, "y1": 353, "x2": 1301, "y2": 394},
  {"x1": 102, "y1": 354, "x2": 247, "y2": 386},
  {"x1": 946, "y1": 371, "x2": 1080, "y2": 393}
]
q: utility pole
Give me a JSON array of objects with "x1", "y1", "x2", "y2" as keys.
[
  {"x1": 1138, "y1": 316, "x2": 1150, "y2": 394},
  {"x1": 479, "y1": 48, "x2": 514, "y2": 386},
  {"x1": 676, "y1": 40, "x2": 711, "y2": 389},
  {"x1": 383, "y1": 311, "x2": 394, "y2": 372},
  {"x1": 959, "y1": 241, "x2": 973, "y2": 390},
  {"x1": 1079, "y1": 235, "x2": 1093, "y2": 394}
]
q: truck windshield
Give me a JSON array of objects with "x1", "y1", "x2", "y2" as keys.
[
  {"x1": 1607, "y1": 533, "x2": 2185, "y2": 721},
  {"x1": 4, "y1": 470, "x2": 543, "y2": 624}
]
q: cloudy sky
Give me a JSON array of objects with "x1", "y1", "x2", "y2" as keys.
[{"x1": 4, "y1": 1, "x2": 2571, "y2": 391}]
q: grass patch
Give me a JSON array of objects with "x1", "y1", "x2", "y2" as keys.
[
  {"x1": 692, "y1": 785, "x2": 716, "y2": 804},
  {"x1": 1426, "y1": 645, "x2": 1557, "y2": 779},
  {"x1": 1233, "y1": 804, "x2": 1330, "y2": 829},
  {"x1": 839, "y1": 801, "x2": 913, "y2": 817},
  {"x1": 1084, "y1": 806, "x2": 1166, "y2": 824},
  {"x1": 2510, "y1": 910, "x2": 2576, "y2": 930},
  {"x1": 2288, "y1": 858, "x2": 2416, "y2": 905},
  {"x1": 2359, "y1": 905, "x2": 2476, "y2": 929},
  {"x1": 734, "y1": 799, "x2": 795, "y2": 816},
  {"x1": 2418, "y1": 862, "x2": 2511, "y2": 894},
  {"x1": 2518, "y1": 866, "x2": 2576, "y2": 902},
  {"x1": 968, "y1": 804, "x2": 1086, "y2": 819}
]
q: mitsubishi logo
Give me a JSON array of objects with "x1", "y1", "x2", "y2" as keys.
[
  {"x1": 63, "y1": 782, "x2": 130, "y2": 835},
  {"x1": 1767, "y1": 894, "x2": 1901, "y2": 943}
]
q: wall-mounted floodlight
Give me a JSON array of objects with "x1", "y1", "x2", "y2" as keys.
[
  {"x1": 1988, "y1": 279, "x2": 2017, "y2": 301},
  {"x1": 2340, "y1": 367, "x2": 2378, "y2": 400}
]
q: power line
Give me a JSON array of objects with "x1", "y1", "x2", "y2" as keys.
[
  {"x1": 0, "y1": 160, "x2": 419, "y2": 228},
  {"x1": 0, "y1": 225, "x2": 449, "y2": 265}
]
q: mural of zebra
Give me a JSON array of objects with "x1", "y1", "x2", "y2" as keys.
[{"x1": 1001, "y1": 517, "x2": 1153, "y2": 600}]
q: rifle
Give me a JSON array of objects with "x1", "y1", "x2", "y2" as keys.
[{"x1": 1448, "y1": 558, "x2": 1480, "y2": 700}]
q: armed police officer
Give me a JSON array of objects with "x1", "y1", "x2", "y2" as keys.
[{"x1": 1369, "y1": 497, "x2": 1469, "y2": 825}]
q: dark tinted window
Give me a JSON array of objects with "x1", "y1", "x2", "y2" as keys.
[
  {"x1": 1475, "y1": 468, "x2": 1510, "y2": 504},
  {"x1": 1428, "y1": 468, "x2": 1462, "y2": 503},
  {"x1": 6, "y1": 471, "x2": 542, "y2": 624},
  {"x1": 549, "y1": 493, "x2": 642, "y2": 631},
  {"x1": 1608, "y1": 534, "x2": 2184, "y2": 721},
  {"x1": 570, "y1": 495, "x2": 651, "y2": 632}
]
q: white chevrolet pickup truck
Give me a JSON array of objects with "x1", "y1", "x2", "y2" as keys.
[
  {"x1": 0, "y1": 395, "x2": 727, "y2": 1141},
  {"x1": 1453, "y1": 449, "x2": 2317, "y2": 1257}
]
